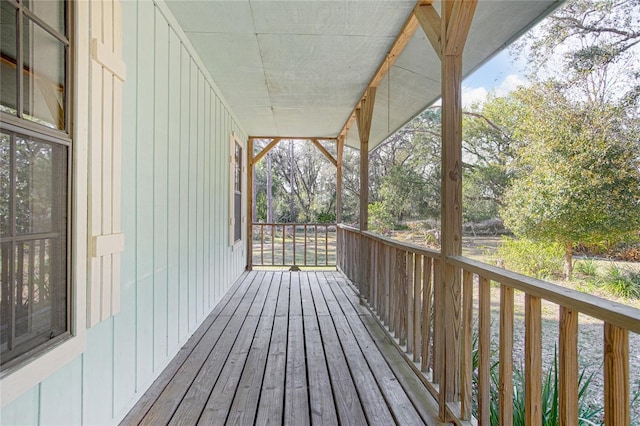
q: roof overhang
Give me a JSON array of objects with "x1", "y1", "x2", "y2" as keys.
[{"x1": 165, "y1": 0, "x2": 562, "y2": 151}]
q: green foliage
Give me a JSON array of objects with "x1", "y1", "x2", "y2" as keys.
[
  {"x1": 368, "y1": 202, "x2": 395, "y2": 235},
  {"x1": 315, "y1": 211, "x2": 335, "y2": 223},
  {"x1": 496, "y1": 237, "x2": 564, "y2": 279},
  {"x1": 589, "y1": 264, "x2": 640, "y2": 299},
  {"x1": 501, "y1": 84, "x2": 640, "y2": 273},
  {"x1": 472, "y1": 334, "x2": 602, "y2": 425},
  {"x1": 575, "y1": 258, "x2": 598, "y2": 277}
]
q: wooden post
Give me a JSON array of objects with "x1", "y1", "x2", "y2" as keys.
[
  {"x1": 247, "y1": 137, "x2": 254, "y2": 270},
  {"x1": 356, "y1": 87, "x2": 376, "y2": 302},
  {"x1": 336, "y1": 136, "x2": 344, "y2": 224},
  {"x1": 417, "y1": 0, "x2": 477, "y2": 419}
]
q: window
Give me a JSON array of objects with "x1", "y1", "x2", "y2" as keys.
[
  {"x1": 230, "y1": 134, "x2": 243, "y2": 246},
  {"x1": 1, "y1": 0, "x2": 70, "y2": 371}
]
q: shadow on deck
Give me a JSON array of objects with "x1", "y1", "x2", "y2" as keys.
[{"x1": 121, "y1": 270, "x2": 441, "y2": 425}]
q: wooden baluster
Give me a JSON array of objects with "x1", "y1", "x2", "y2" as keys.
[
  {"x1": 303, "y1": 225, "x2": 307, "y2": 266},
  {"x1": 525, "y1": 294, "x2": 542, "y2": 426},
  {"x1": 559, "y1": 307, "x2": 578, "y2": 426},
  {"x1": 315, "y1": 224, "x2": 318, "y2": 266},
  {"x1": 397, "y1": 249, "x2": 407, "y2": 345},
  {"x1": 421, "y1": 257, "x2": 432, "y2": 373},
  {"x1": 460, "y1": 270, "x2": 473, "y2": 420},
  {"x1": 271, "y1": 224, "x2": 275, "y2": 266},
  {"x1": 293, "y1": 225, "x2": 297, "y2": 266},
  {"x1": 407, "y1": 252, "x2": 414, "y2": 354},
  {"x1": 325, "y1": 225, "x2": 329, "y2": 267},
  {"x1": 432, "y1": 258, "x2": 441, "y2": 383},
  {"x1": 499, "y1": 285, "x2": 514, "y2": 425},
  {"x1": 384, "y1": 244, "x2": 391, "y2": 326},
  {"x1": 413, "y1": 254, "x2": 422, "y2": 363},
  {"x1": 282, "y1": 225, "x2": 286, "y2": 266},
  {"x1": 604, "y1": 322, "x2": 629, "y2": 425},
  {"x1": 389, "y1": 246, "x2": 397, "y2": 334},
  {"x1": 478, "y1": 275, "x2": 491, "y2": 426},
  {"x1": 260, "y1": 224, "x2": 264, "y2": 265}
]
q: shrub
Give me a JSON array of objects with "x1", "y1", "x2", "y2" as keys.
[
  {"x1": 496, "y1": 238, "x2": 564, "y2": 279},
  {"x1": 575, "y1": 258, "x2": 598, "y2": 277},
  {"x1": 590, "y1": 264, "x2": 640, "y2": 299},
  {"x1": 368, "y1": 202, "x2": 395, "y2": 235},
  {"x1": 472, "y1": 333, "x2": 602, "y2": 425}
]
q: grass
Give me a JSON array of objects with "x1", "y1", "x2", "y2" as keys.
[{"x1": 587, "y1": 264, "x2": 640, "y2": 299}]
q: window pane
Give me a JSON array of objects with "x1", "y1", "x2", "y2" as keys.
[
  {"x1": 0, "y1": 2, "x2": 18, "y2": 115},
  {"x1": 24, "y1": 0, "x2": 65, "y2": 34},
  {"x1": 23, "y1": 17, "x2": 65, "y2": 130},
  {"x1": 1, "y1": 133, "x2": 68, "y2": 368},
  {"x1": 0, "y1": 133, "x2": 10, "y2": 237},
  {"x1": 15, "y1": 136, "x2": 68, "y2": 235}
]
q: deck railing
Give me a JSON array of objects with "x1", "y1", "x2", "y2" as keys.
[
  {"x1": 337, "y1": 224, "x2": 640, "y2": 425},
  {"x1": 252, "y1": 223, "x2": 336, "y2": 267}
]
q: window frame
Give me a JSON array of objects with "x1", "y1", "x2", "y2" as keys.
[
  {"x1": 229, "y1": 133, "x2": 244, "y2": 249},
  {"x1": 1, "y1": 0, "x2": 88, "y2": 408}
]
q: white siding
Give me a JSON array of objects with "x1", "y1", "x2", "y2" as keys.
[{"x1": 0, "y1": 0, "x2": 248, "y2": 423}]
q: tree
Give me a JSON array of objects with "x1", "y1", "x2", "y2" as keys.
[
  {"x1": 462, "y1": 96, "x2": 521, "y2": 222},
  {"x1": 515, "y1": 0, "x2": 640, "y2": 106},
  {"x1": 501, "y1": 84, "x2": 640, "y2": 279}
]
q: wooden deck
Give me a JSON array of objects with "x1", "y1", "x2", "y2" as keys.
[{"x1": 121, "y1": 270, "x2": 441, "y2": 425}]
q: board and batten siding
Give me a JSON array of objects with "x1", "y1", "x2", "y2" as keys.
[{"x1": 0, "y1": 1, "x2": 247, "y2": 424}]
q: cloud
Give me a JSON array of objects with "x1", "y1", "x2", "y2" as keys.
[{"x1": 462, "y1": 73, "x2": 528, "y2": 107}]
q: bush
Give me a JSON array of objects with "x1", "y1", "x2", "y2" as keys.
[
  {"x1": 472, "y1": 332, "x2": 602, "y2": 425},
  {"x1": 368, "y1": 202, "x2": 395, "y2": 235},
  {"x1": 496, "y1": 238, "x2": 564, "y2": 279},
  {"x1": 575, "y1": 258, "x2": 598, "y2": 277},
  {"x1": 590, "y1": 264, "x2": 640, "y2": 299}
]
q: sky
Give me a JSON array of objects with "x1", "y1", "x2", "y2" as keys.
[{"x1": 460, "y1": 49, "x2": 529, "y2": 107}]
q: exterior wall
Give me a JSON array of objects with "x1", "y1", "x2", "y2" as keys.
[{"x1": 1, "y1": 1, "x2": 248, "y2": 424}]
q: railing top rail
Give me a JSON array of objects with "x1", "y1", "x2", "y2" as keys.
[
  {"x1": 337, "y1": 224, "x2": 441, "y2": 258},
  {"x1": 252, "y1": 222, "x2": 336, "y2": 227},
  {"x1": 449, "y1": 255, "x2": 640, "y2": 334}
]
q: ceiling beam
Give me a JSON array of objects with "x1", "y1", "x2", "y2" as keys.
[
  {"x1": 337, "y1": 0, "x2": 432, "y2": 142},
  {"x1": 310, "y1": 139, "x2": 337, "y2": 167}
]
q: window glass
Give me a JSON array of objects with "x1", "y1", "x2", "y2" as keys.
[
  {"x1": 0, "y1": 2, "x2": 18, "y2": 115},
  {"x1": 22, "y1": 16, "x2": 65, "y2": 129},
  {"x1": 1, "y1": 131, "x2": 68, "y2": 367},
  {"x1": 24, "y1": 0, "x2": 65, "y2": 34}
]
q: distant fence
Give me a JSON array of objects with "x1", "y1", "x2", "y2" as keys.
[{"x1": 251, "y1": 223, "x2": 336, "y2": 267}]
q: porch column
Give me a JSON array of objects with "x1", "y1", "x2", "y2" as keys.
[
  {"x1": 356, "y1": 87, "x2": 376, "y2": 301},
  {"x1": 247, "y1": 137, "x2": 254, "y2": 271},
  {"x1": 417, "y1": 0, "x2": 477, "y2": 420},
  {"x1": 336, "y1": 136, "x2": 344, "y2": 223}
]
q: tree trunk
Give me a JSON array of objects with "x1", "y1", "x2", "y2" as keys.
[
  {"x1": 289, "y1": 140, "x2": 295, "y2": 222},
  {"x1": 267, "y1": 151, "x2": 272, "y2": 223},
  {"x1": 564, "y1": 242, "x2": 573, "y2": 281}
]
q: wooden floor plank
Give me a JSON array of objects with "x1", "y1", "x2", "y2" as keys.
[
  {"x1": 327, "y1": 272, "x2": 439, "y2": 425},
  {"x1": 316, "y1": 315, "x2": 367, "y2": 425},
  {"x1": 122, "y1": 271, "x2": 443, "y2": 426},
  {"x1": 255, "y1": 314, "x2": 288, "y2": 426},
  {"x1": 122, "y1": 272, "x2": 252, "y2": 425},
  {"x1": 134, "y1": 272, "x2": 258, "y2": 425},
  {"x1": 284, "y1": 273, "x2": 310, "y2": 425},
  {"x1": 221, "y1": 275, "x2": 281, "y2": 425},
  {"x1": 301, "y1": 273, "x2": 338, "y2": 425},
  {"x1": 315, "y1": 275, "x2": 397, "y2": 425},
  {"x1": 167, "y1": 272, "x2": 271, "y2": 425},
  {"x1": 198, "y1": 274, "x2": 276, "y2": 424}
]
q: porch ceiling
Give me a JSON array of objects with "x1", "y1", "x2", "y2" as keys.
[{"x1": 165, "y1": 0, "x2": 561, "y2": 150}]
